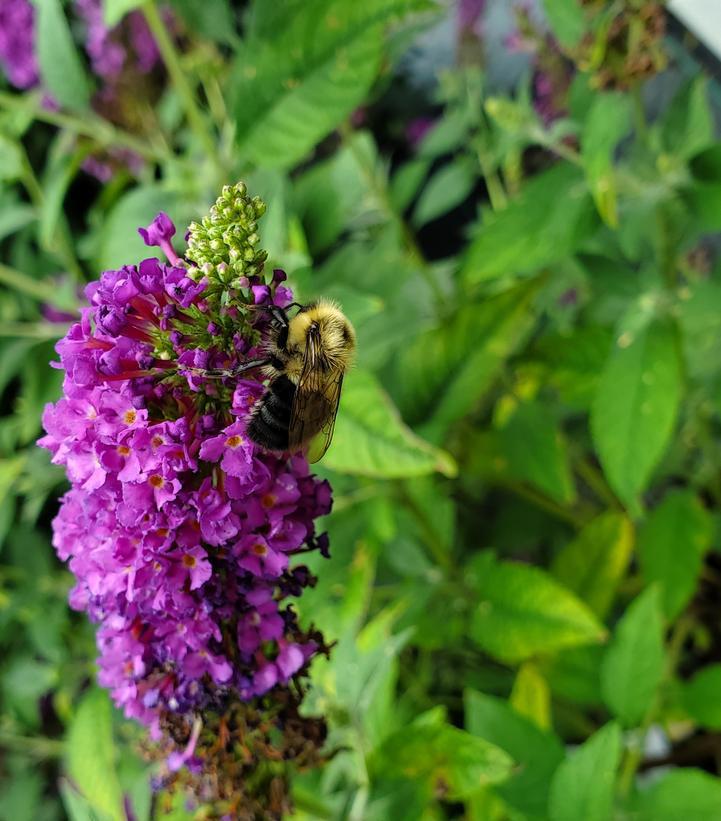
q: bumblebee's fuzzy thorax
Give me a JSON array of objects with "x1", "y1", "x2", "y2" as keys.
[{"x1": 286, "y1": 299, "x2": 356, "y2": 376}]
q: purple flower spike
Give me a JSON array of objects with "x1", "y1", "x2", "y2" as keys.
[
  {"x1": 139, "y1": 212, "x2": 181, "y2": 265},
  {"x1": 39, "y1": 184, "x2": 333, "y2": 804}
]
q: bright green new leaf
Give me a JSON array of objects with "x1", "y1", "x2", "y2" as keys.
[
  {"x1": 465, "y1": 689, "x2": 564, "y2": 817},
  {"x1": 591, "y1": 318, "x2": 682, "y2": 506},
  {"x1": 680, "y1": 664, "x2": 721, "y2": 730},
  {"x1": 548, "y1": 722, "x2": 622, "y2": 821},
  {"x1": 66, "y1": 688, "x2": 124, "y2": 821},
  {"x1": 462, "y1": 163, "x2": 596, "y2": 284},
  {"x1": 543, "y1": 0, "x2": 587, "y2": 48},
  {"x1": 412, "y1": 160, "x2": 476, "y2": 227},
  {"x1": 552, "y1": 512, "x2": 634, "y2": 619},
  {"x1": 581, "y1": 92, "x2": 632, "y2": 226},
  {"x1": 497, "y1": 399, "x2": 576, "y2": 505},
  {"x1": 601, "y1": 586, "x2": 665, "y2": 727},
  {"x1": 509, "y1": 662, "x2": 551, "y2": 731},
  {"x1": 59, "y1": 780, "x2": 97, "y2": 821},
  {"x1": 635, "y1": 769, "x2": 721, "y2": 821},
  {"x1": 638, "y1": 490, "x2": 712, "y2": 619},
  {"x1": 469, "y1": 553, "x2": 606, "y2": 664},
  {"x1": 34, "y1": 0, "x2": 92, "y2": 110},
  {"x1": 322, "y1": 369, "x2": 456, "y2": 479},
  {"x1": 102, "y1": 0, "x2": 143, "y2": 26},
  {"x1": 375, "y1": 708, "x2": 513, "y2": 800}
]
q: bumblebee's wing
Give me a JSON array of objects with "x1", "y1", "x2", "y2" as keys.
[
  {"x1": 305, "y1": 372, "x2": 343, "y2": 463},
  {"x1": 289, "y1": 329, "x2": 343, "y2": 462}
]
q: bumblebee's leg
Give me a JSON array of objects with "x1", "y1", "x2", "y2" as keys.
[
  {"x1": 232, "y1": 357, "x2": 271, "y2": 374},
  {"x1": 184, "y1": 358, "x2": 271, "y2": 379}
]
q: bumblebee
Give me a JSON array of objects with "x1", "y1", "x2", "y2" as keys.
[{"x1": 218, "y1": 299, "x2": 355, "y2": 463}]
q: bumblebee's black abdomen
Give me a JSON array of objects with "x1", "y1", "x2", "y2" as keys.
[{"x1": 247, "y1": 375, "x2": 295, "y2": 451}]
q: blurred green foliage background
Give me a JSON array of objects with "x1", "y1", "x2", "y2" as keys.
[{"x1": 3, "y1": 0, "x2": 721, "y2": 818}]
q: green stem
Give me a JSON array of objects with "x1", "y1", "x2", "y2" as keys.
[
  {"x1": 0, "y1": 732, "x2": 64, "y2": 758},
  {"x1": 143, "y1": 2, "x2": 219, "y2": 169},
  {"x1": 0, "y1": 91, "x2": 166, "y2": 162},
  {"x1": 0, "y1": 263, "x2": 76, "y2": 309},
  {"x1": 0, "y1": 321, "x2": 68, "y2": 339},
  {"x1": 575, "y1": 455, "x2": 622, "y2": 511},
  {"x1": 474, "y1": 140, "x2": 507, "y2": 211},
  {"x1": 500, "y1": 479, "x2": 591, "y2": 529},
  {"x1": 17, "y1": 145, "x2": 83, "y2": 280},
  {"x1": 632, "y1": 85, "x2": 648, "y2": 145}
]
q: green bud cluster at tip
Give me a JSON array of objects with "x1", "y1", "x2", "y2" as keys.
[{"x1": 185, "y1": 182, "x2": 268, "y2": 286}]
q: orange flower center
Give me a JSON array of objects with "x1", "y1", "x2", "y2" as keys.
[
  {"x1": 182, "y1": 554, "x2": 197, "y2": 568},
  {"x1": 123, "y1": 409, "x2": 137, "y2": 425},
  {"x1": 148, "y1": 474, "x2": 164, "y2": 488},
  {"x1": 261, "y1": 494, "x2": 276, "y2": 509},
  {"x1": 252, "y1": 542, "x2": 267, "y2": 556},
  {"x1": 226, "y1": 435, "x2": 243, "y2": 449},
  {"x1": 117, "y1": 445, "x2": 131, "y2": 456}
]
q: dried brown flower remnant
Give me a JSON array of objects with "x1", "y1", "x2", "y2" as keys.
[{"x1": 575, "y1": 1, "x2": 667, "y2": 90}]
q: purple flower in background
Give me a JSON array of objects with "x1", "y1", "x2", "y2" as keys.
[
  {"x1": 457, "y1": 0, "x2": 486, "y2": 38},
  {"x1": 0, "y1": 0, "x2": 39, "y2": 89},
  {"x1": 74, "y1": 0, "x2": 161, "y2": 80},
  {"x1": 39, "y1": 185, "x2": 331, "y2": 801}
]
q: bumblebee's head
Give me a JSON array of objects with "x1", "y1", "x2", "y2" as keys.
[{"x1": 288, "y1": 299, "x2": 355, "y2": 370}]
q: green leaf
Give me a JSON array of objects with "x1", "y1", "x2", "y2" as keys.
[
  {"x1": 634, "y1": 769, "x2": 721, "y2": 821},
  {"x1": 395, "y1": 277, "x2": 541, "y2": 441},
  {"x1": 322, "y1": 368, "x2": 456, "y2": 478},
  {"x1": 680, "y1": 664, "x2": 721, "y2": 730},
  {"x1": 412, "y1": 160, "x2": 475, "y2": 227},
  {"x1": 600, "y1": 586, "x2": 665, "y2": 727},
  {"x1": 66, "y1": 688, "x2": 124, "y2": 821},
  {"x1": 497, "y1": 399, "x2": 575, "y2": 504},
  {"x1": 374, "y1": 708, "x2": 513, "y2": 800},
  {"x1": 591, "y1": 318, "x2": 682, "y2": 506},
  {"x1": 638, "y1": 490, "x2": 712, "y2": 619},
  {"x1": 462, "y1": 163, "x2": 596, "y2": 285},
  {"x1": 542, "y1": 0, "x2": 587, "y2": 48},
  {"x1": 169, "y1": 0, "x2": 237, "y2": 44},
  {"x1": 59, "y1": 780, "x2": 100, "y2": 821},
  {"x1": 548, "y1": 722, "x2": 622, "y2": 821},
  {"x1": 468, "y1": 553, "x2": 606, "y2": 663},
  {"x1": 34, "y1": 0, "x2": 92, "y2": 110},
  {"x1": 552, "y1": 512, "x2": 634, "y2": 619},
  {"x1": 581, "y1": 92, "x2": 631, "y2": 227},
  {"x1": 390, "y1": 157, "x2": 431, "y2": 212},
  {"x1": 660, "y1": 77, "x2": 714, "y2": 161},
  {"x1": 0, "y1": 134, "x2": 24, "y2": 181},
  {"x1": 293, "y1": 132, "x2": 376, "y2": 255},
  {"x1": 231, "y1": 0, "x2": 427, "y2": 168},
  {"x1": 102, "y1": 0, "x2": 143, "y2": 27},
  {"x1": 465, "y1": 689, "x2": 564, "y2": 817}
]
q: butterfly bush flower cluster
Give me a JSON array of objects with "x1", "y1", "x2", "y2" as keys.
[{"x1": 39, "y1": 183, "x2": 332, "y2": 811}]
